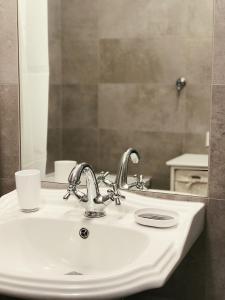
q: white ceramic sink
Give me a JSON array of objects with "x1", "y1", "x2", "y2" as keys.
[{"x1": 0, "y1": 188, "x2": 205, "y2": 299}]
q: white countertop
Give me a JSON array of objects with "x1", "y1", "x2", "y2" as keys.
[{"x1": 166, "y1": 154, "x2": 208, "y2": 168}]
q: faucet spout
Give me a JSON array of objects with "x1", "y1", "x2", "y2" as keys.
[
  {"x1": 115, "y1": 148, "x2": 140, "y2": 190},
  {"x1": 68, "y1": 162, "x2": 100, "y2": 203}
]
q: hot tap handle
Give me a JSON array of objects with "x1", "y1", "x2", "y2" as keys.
[
  {"x1": 97, "y1": 171, "x2": 113, "y2": 186},
  {"x1": 133, "y1": 174, "x2": 145, "y2": 190},
  {"x1": 107, "y1": 183, "x2": 125, "y2": 205},
  {"x1": 63, "y1": 184, "x2": 74, "y2": 200}
]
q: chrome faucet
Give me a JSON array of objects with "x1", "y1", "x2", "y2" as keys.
[
  {"x1": 97, "y1": 148, "x2": 148, "y2": 191},
  {"x1": 115, "y1": 148, "x2": 144, "y2": 190},
  {"x1": 63, "y1": 162, "x2": 124, "y2": 218}
]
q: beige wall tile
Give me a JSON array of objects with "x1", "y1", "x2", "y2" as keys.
[
  {"x1": 48, "y1": 0, "x2": 62, "y2": 41},
  {"x1": 62, "y1": 85, "x2": 97, "y2": 129},
  {"x1": 49, "y1": 39, "x2": 62, "y2": 85},
  {"x1": 0, "y1": 178, "x2": 16, "y2": 195},
  {"x1": 0, "y1": 85, "x2": 19, "y2": 157},
  {"x1": 62, "y1": 39, "x2": 98, "y2": 84},
  {"x1": 0, "y1": 0, "x2": 19, "y2": 195},
  {"x1": 214, "y1": 0, "x2": 225, "y2": 37},
  {"x1": 185, "y1": 85, "x2": 211, "y2": 134},
  {"x1": 48, "y1": 85, "x2": 62, "y2": 129},
  {"x1": 98, "y1": 84, "x2": 186, "y2": 133},
  {"x1": 98, "y1": 0, "x2": 151, "y2": 39},
  {"x1": 46, "y1": 128, "x2": 62, "y2": 174},
  {"x1": 0, "y1": 0, "x2": 18, "y2": 84},
  {"x1": 206, "y1": 199, "x2": 225, "y2": 300},
  {"x1": 213, "y1": 36, "x2": 225, "y2": 84},
  {"x1": 209, "y1": 85, "x2": 225, "y2": 200},
  {"x1": 185, "y1": 38, "x2": 213, "y2": 86},
  {"x1": 0, "y1": 155, "x2": 19, "y2": 179},
  {"x1": 183, "y1": 133, "x2": 208, "y2": 154},
  {"x1": 62, "y1": 128, "x2": 99, "y2": 170},
  {"x1": 99, "y1": 38, "x2": 186, "y2": 84},
  {"x1": 187, "y1": 0, "x2": 213, "y2": 38},
  {"x1": 98, "y1": 0, "x2": 213, "y2": 39},
  {"x1": 62, "y1": 0, "x2": 98, "y2": 40}
]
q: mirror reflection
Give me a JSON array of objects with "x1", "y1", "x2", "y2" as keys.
[{"x1": 19, "y1": 0, "x2": 213, "y2": 196}]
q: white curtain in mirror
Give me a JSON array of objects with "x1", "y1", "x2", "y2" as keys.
[{"x1": 18, "y1": 0, "x2": 49, "y2": 179}]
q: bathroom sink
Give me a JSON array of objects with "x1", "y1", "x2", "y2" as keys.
[
  {"x1": 0, "y1": 218, "x2": 149, "y2": 276},
  {"x1": 0, "y1": 188, "x2": 205, "y2": 299}
]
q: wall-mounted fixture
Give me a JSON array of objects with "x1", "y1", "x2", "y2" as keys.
[{"x1": 176, "y1": 77, "x2": 186, "y2": 91}]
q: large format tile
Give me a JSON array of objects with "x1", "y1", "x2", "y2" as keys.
[
  {"x1": 98, "y1": 84, "x2": 186, "y2": 133},
  {"x1": 206, "y1": 199, "x2": 225, "y2": 300},
  {"x1": 185, "y1": 84, "x2": 211, "y2": 134},
  {"x1": 99, "y1": 38, "x2": 186, "y2": 84},
  {"x1": 98, "y1": 128, "x2": 134, "y2": 174},
  {"x1": 187, "y1": 0, "x2": 213, "y2": 38},
  {"x1": 182, "y1": 133, "x2": 208, "y2": 154},
  {"x1": 98, "y1": 0, "x2": 153, "y2": 39},
  {"x1": 62, "y1": 39, "x2": 98, "y2": 84},
  {"x1": 209, "y1": 85, "x2": 225, "y2": 200},
  {"x1": 0, "y1": 0, "x2": 18, "y2": 84},
  {"x1": 0, "y1": 155, "x2": 19, "y2": 179},
  {"x1": 98, "y1": 0, "x2": 212, "y2": 39},
  {"x1": 48, "y1": 84, "x2": 62, "y2": 129},
  {"x1": 214, "y1": 0, "x2": 225, "y2": 37},
  {"x1": 62, "y1": 85, "x2": 97, "y2": 129},
  {"x1": 0, "y1": 85, "x2": 20, "y2": 158},
  {"x1": 62, "y1": 0, "x2": 98, "y2": 40},
  {"x1": 185, "y1": 38, "x2": 213, "y2": 86},
  {"x1": 48, "y1": 0, "x2": 62, "y2": 41},
  {"x1": 49, "y1": 39, "x2": 62, "y2": 85},
  {"x1": 48, "y1": 0, "x2": 62, "y2": 85},
  {"x1": 213, "y1": 36, "x2": 225, "y2": 84},
  {"x1": 46, "y1": 128, "x2": 62, "y2": 174},
  {"x1": 0, "y1": 178, "x2": 16, "y2": 196},
  {"x1": 62, "y1": 128, "x2": 99, "y2": 170}
]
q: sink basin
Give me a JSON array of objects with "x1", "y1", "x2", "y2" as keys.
[
  {"x1": 0, "y1": 218, "x2": 149, "y2": 276},
  {"x1": 0, "y1": 188, "x2": 205, "y2": 299}
]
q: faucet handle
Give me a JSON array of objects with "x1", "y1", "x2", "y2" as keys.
[
  {"x1": 133, "y1": 174, "x2": 145, "y2": 190},
  {"x1": 63, "y1": 184, "x2": 74, "y2": 200},
  {"x1": 97, "y1": 171, "x2": 113, "y2": 187},
  {"x1": 63, "y1": 183, "x2": 88, "y2": 202},
  {"x1": 107, "y1": 183, "x2": 125, "y2": 205}
]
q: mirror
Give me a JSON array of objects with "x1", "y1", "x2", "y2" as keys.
[{"x1": 18, "y1": 0, "x2": 213, "y2": 196}]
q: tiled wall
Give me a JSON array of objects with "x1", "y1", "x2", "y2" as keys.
[
  {"x1": 53, "y1": 0, "x2": 212, "y2": 190},
  {"x1": 206, "y1": 0, "x2": 225, "y2": 299},
  {"x1": 0, "y1": 0, "x2": 20, "y2": 195},
  {"x1": 1, "y1": 0, "x2": 225, "y2": 300}
]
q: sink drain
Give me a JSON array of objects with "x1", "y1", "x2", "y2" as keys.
[{"x1": 79, "y1": 227, "x2": 89, "y2": 239}]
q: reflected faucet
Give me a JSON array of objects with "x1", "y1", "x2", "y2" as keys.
[
  {"x1": 97, "y1": 148, "x2": 149, "y2": 191},
  {"x1": 63, "y1": 162, "x2": 124, "y2": 218},
  {"x1": 115, "y1": 148, "x2": 145, "y2": 190}
]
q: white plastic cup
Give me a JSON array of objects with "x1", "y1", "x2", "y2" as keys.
[
  {"x1": 15, "y1": 169, "x2": 41, "y2": 212},
  {"x1": 54, "y1": 160, "x2": 77, "y2": 183}
]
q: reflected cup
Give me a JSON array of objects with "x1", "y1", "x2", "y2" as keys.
[{"x1": 54, "y1": 160, "x2": 77, "y2": 183}]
